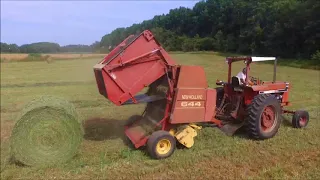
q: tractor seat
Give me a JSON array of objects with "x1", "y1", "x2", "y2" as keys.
[{"x1": 231, "y1": 76, "x2": 243, "y2": 92}]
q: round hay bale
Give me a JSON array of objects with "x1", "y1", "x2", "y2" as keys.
[{"x1": 10, "y1": 95, "x2": 83, "y2": 168}]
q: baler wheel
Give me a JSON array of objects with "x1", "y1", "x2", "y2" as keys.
[
  {"x1": 292, "y1": 110, "x2": 309, "y2": 128},
  {"x1": 245, "y1": 94, "x2": 281, "y2": 140},
  {"x1": 147, "y1": 130, "x2": 176, "y2": 159}
]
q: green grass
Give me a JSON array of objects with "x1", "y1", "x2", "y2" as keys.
[{"x1": 1, "y1": 53, "x2": 320, "y2": 179}]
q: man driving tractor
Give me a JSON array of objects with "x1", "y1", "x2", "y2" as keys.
[{"x1": 236, "y1": 67, "x2": 254, "y2": 86}]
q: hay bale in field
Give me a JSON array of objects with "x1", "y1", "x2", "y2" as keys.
[{"x1": 10, "y1": 96, "x2": 83, "y2": 168}]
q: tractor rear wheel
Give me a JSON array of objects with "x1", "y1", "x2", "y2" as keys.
[
  {"x1": 245, "y1": 94, "x2": 281, "y2": 140},
  {"x1": 147, "y1": 130, "x2": 176, "y2": 159},
  {"x1": 292, "y1": 110, "x2": 309, "y2": 128}
]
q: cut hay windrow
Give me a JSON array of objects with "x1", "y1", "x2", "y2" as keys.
[{"x1": 10, "y1": 96, "x2": 83, "y2": 168}]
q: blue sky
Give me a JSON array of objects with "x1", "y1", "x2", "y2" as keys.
[{"x1": 1, "y1": 1, "x2": 199, "y2": 46}]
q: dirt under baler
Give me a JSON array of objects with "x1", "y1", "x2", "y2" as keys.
[{"x1": 93, "y1": 30, "x2": 310, "y2": 159}]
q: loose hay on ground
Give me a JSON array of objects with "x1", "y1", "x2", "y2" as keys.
[{"x1": 10, "y1": 95, "x2": 84, "y2": 168}]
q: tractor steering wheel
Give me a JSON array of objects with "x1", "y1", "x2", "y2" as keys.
[{"x1": 250, "y1": 76, "x2": 261, "y2": 85}]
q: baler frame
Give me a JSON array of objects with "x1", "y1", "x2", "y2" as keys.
[{"x1": 124, "y1": 74, "x2": 176, "y2": 149}]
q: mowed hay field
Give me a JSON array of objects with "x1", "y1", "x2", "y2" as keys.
[
  {"x1": 0, "y1": 53, "x2": 106, "y2": 61},
  {"x1": 1, "y1": 52, "x2": 320, "y2": 179}
]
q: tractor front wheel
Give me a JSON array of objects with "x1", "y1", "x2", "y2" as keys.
[
  {"x1": 147, "y1": 130, "x2": 176, "y2": 159},
  {"x1": 292, "y1": 110, "x2": 309, "y2": 128},
  {"x1": 245, "y1": 94, "x2": 281, "y2": 140}
]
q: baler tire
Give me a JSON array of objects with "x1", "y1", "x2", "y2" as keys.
[
  {"x1": 245, "y1": 94, "x2": 281, "y2": 140},
  {"x1": 147, "y1": 131, "x2": 176, "y2": 159},
  {"x1": 292, "y1": 110, "x2": 309, "y2": 128}
]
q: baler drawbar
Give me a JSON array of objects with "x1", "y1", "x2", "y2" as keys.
[{"x1": 93, "y1": 30, "x2": 310, "y2": 159}]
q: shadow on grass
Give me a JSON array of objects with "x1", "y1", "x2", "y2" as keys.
[
  {"x1": 82, "y1": 115, "x2": 295, "y2": 150},
  {"x1": 232, "y1": 126, "x2": 250, "y2": 139},
  {"x1": 1, "y1": 156, "x2": 29, "y2": 172},
  {"x1": 10, "y1": 157, "x2": 29, "y2": 168},
  {"x1": 82, "y1": 117, "x2": 143, "y2": 150},
  {"x1": 231, "y1": 115, "x2": 294, "y2": 139},
  {"x1": 280, "y1": 115, "x2": 293, "y2": 127},
  {"x1": 83, "y1": 117, "x2": 126, "y2": 141}
]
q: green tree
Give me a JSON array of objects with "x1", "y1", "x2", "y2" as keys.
[
  {"x1": 1, "y1": 43, "x2": 20, "y2": 53},
  {"x1": 96, "y1": 0, "x2": 320, "y2": 60}
]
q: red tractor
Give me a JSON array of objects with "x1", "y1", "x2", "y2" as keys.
[
  {"x1": 93, "y1": 30, "x2": 309, "y2": 159},
  {"x1": 214, "y1": 56, "x2": 309, "y2": 139}
]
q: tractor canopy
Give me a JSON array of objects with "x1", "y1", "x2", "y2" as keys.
[{"x1": 226, "y1": 56, "x2": 276, "y2": 64}]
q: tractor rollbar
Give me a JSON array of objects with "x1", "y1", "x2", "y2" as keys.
[{"x1": 273, "y1": 58, "x2": 277, "y2": 83}]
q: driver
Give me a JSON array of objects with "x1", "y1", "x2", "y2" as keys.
[{"x1": 236, "y1": 67, "x2": 254, "y2": 86}]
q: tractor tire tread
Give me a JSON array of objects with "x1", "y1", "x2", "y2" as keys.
[
  {"x1": 147, "y1": 130, "x2": 176, "y2": 159},
  {"x1": 292, "y1": 110, "x2": 309, "y2": 128},
  {"x1": 245, "y1": 94, "x2": 281, "y2": 140}
]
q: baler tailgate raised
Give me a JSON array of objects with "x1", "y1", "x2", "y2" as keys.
[{"x1": 93, "y1": 30, "x2": 176, "y2": 106}]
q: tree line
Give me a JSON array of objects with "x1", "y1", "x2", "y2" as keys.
[
  {"x1": 100, "y1": 0, "x2": 319, "y2": 60},
  {"x1": 0, "y1": 41, "x2": 101, "y2": 53},
  {"x1": 1, "y1": 0, "x2": 319, "y2": 61}
]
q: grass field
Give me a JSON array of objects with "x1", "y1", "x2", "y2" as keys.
[
  {"x1": 1, "y1": 52, "x2": 320, "y2": 179},
  {"x1": 0, "y1": 53, "x2": 106, "y2": 61}
]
